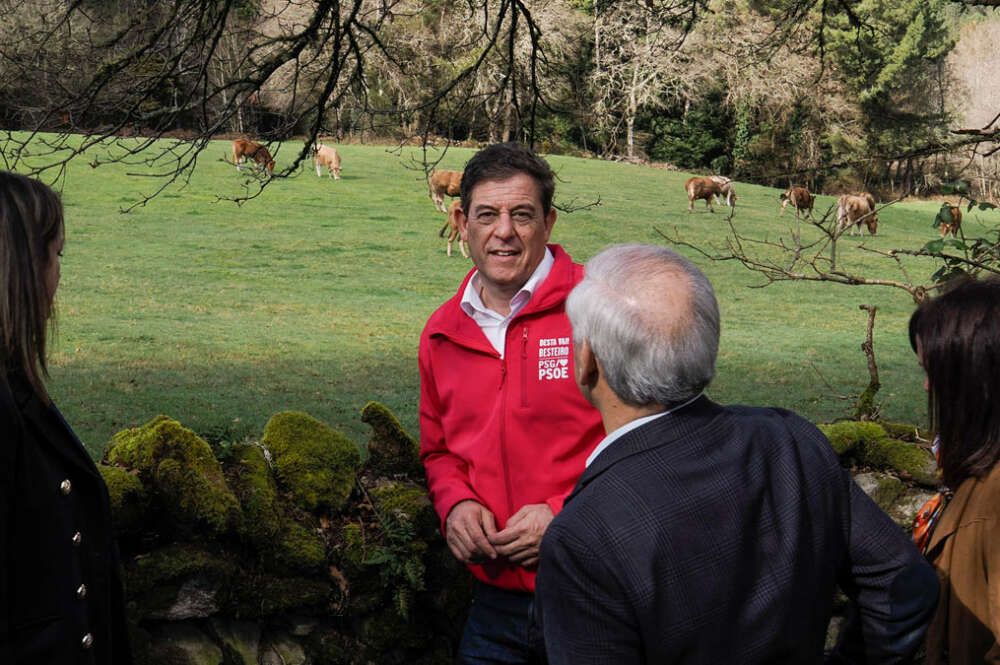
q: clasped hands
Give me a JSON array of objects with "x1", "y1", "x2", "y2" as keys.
[{"x1": 444, "y1": 499, "x2": 553, "y2": 569}]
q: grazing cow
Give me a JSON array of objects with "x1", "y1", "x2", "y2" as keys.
[
  {"x1": 780, "y1": 186, "x2": 815, "y2": 219},
  {"x1": 312, "y1": 143, "x2": 342, "y2": 180},
  {"x1": 232, "y1": 138, "x2": 275, "y2": 174},
  {"x1": 837, "y1": 193, "x2": 879, "y2": 236},
  {"x1": 709, "y1": 175, "x2": 738, "y2": 207},
  {"x1": 428, "y1": 169, "x2": 462, "y2": 213},
  {"x1": 938, "y1": 204, "x2": 962, "y2": 237},
  {"x1": 686, "y1": 176, "x2": 726, "y2": 213},
  {"x1": 439, "y1": 199, "x2": 469, "y2": 258}
]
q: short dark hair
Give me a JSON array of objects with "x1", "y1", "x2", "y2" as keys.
[
  {"x1": 460, "y1": 142, "x2": 555, "y2": 216},
  {"x1": 0, "y1": 171, "x2": 64, "y2": 402},
  {"x1": 909, "y1": 275, "x2": 1000, "y2": 488}
]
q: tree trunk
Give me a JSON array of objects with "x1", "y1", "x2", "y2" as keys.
[
  {"x1": 501, "y1": 87, "x2": 514, "y2": 143},
  {"x1": 594, "y1": 5, "x2": 601, "y2": 72},
  {"x1": 854, "y1": 304, "x2": 880, "y2": 421},
  {"x1": 626, "y1": 64, "x2": 639, "y2": 159}
]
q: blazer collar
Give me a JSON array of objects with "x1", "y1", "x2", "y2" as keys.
[
  {"x1": 567, "y1": 395, "x2": 725, "y2": 504},
  {"x1": 925, "y1": 464, "x2": 1000, "y2": 556}
]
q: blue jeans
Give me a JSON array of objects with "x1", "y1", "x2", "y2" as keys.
[{"x1": 457, "y1": 581, "x2": 546, "y2": 665}]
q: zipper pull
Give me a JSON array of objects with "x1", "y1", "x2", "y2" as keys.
[{"x1": 522, "y1": 327, "x2": 529, "y2": 357}]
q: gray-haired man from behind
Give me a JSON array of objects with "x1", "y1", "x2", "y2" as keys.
[{"x1": 534, "y1": 243, "x2": 938, "y2": 664}]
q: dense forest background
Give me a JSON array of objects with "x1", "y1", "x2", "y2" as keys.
[{"x1": 1, "y1": 0, "x2": 998, "y2": 201}]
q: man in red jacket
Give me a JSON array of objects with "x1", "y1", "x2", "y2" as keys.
[{"x1": 419, "y1": 142, "x2": 604, "y2": 664}]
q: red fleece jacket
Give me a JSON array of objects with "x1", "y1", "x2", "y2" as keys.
[{"x1": 418, "y1": 244, "x2": 605, "y2": 593}]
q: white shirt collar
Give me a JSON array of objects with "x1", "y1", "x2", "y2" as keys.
[
  {"x1": 460, "y1": 247, "x2": 555, "y2": 320},
  {"x1": 585, "y1": 393, "x2": 703, "y2": 467}
]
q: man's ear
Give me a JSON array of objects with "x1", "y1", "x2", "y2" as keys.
[
  {"x1": 457, "y1": 207, "x2": 469, "y2": 242},
  {"x1": 574, "y1": 340, "x2": 599, "y2": 391}
]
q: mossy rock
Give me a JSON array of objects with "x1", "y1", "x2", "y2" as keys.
[
  {"x1": 271, "y1": 522, "x2": 327, "y2": 575},
  {"x1": 226, "y1": 443, "x2": 282, "y2": 543},
  {"x1": 304, "y1": 629, "x2": 362, "y2": 665},
  {"x1": 360, "y1": 604, "x2": 431, "y2": 655},
  {"x1": 235, "y1": 576, "x2": 331, "y2": 618},
  {"x1": 226, "y1": 443, "x2": 328, "y2": 574},
  {"x1": 853, "y1": 472, "x2": 906, "y2": 513},
  {"x1": 126, "y1": 544, "x2": 238, "y2": 621},
  {"x1": 98, "y1": 464, "x2": 148, "y2": 536},
  {"x1": 336, "y1": 523, "x2": 383, "y2": 614},
  {"x1": 819, "y1": 420, "x2": 936, "y2": 485},
  {"x1": 877, "y1": 420, "x2": 931, "y2": 442},
  {"x1": 126, "y1": 543, "x2": 238, "y2": 596},
  {"x1": 370, "y1": 480, "x2": 438, "y2": 539},
  {"x1": 817, "y1": 421, "x2": 887, "y2": 458},
  {"x1": 858, "y1": 436, "x2": 937, "y2": 486},
  {"x1": 262, "y1": 411, "x2": 361, "y2": 515},
  {"x1": 361, "y1": 402, "x2": 422, "y2": 478},
  {"x1": 107, "y1": 415, "x2": 240, "y2": 537}
]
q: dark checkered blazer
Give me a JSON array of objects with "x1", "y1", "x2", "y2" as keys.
[{"x1": 535, "y1": 396, "x2": 937, "y2": 665}]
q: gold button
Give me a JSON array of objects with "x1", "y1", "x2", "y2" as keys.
[
  {"x1": 81, "y1": 633, "x2": 93, "y2": 649},
  {"x1": 76, "y1": 584, "x2": 87, "y2": 599},
  {"x1": 60, "y1": 479, "x2": 72, "y2": 495},
  {"x1": 72, "y1": 532, "x2": 82, "y2": 546}
]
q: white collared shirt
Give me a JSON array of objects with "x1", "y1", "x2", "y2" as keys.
[
  {"x1": 460, "y1": 247, "x2": 555, "y2": 358},
  {"x1": 585, "y1": 393, "x2": 704, "y2": 467}
]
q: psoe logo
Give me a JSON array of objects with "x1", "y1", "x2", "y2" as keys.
[{"x1": 538, "y1": 357, "x2": 569, "y2": 381}]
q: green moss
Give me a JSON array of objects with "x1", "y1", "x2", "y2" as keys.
[
  {"x1": 262, "y1": 411, "x2": 361, "y2": 515},
  {"x1": 272, "y1": 522, "x2": 327, "y2": 574},
  {"x1": 227, "y1": 443, "x2": 282, "y2": 542},
  {"x1": 98, "y1": 464, "x2": 148, "y2": 535},
  {"x1": 818, "y1": 420, "x2": 936, "y2": 484},
  {"x1": 854, "y1": 381, "x2": 880, "y2": 421},
  {"x1": 868, "y1": 474, "x2": 906, "y2": 513},
  {"x1": 236, "y1": 576, "x2": 331, "y2": 617},
  {"x1": 107, "y1": 415, "x2": 240, "y2": 536},
  {"x1": 341, "y1": 523, "x2": 367, "y2": 572},
  {"x1": 361, "y1": 402, "x2": 422, "y2": 478},
  {"x1": 126, "y1": 543, "x2": 237, "y2": 596},
  {"x1": 370, "y1": 481, "x2": 438, "y2": 539},
  {"x1": 226, "y1": 443, "x2": 328, "y2": 574},
  {"x1": 817, "y1": 421, "x2": 888, "y2": 457},
  {"x1": 877, "y1": 420, "x2": 930, "y2": 442},
  {"x1": 859, "y1": 437, "x2": 937, "y2": 486}
]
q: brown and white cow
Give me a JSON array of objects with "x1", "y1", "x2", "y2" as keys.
[
  {"x1": 428, "y1": 169, "x2": 462, "y2": 213},
  {"x1": 938, "y1": 204, "x2": 962, "y2": 237},
  {"x1": 232, "y1": 138, "x2": 275, "y2": 174},
  {"x1": 686, "y1": 177, "x2": 726, "y2": 213},
  {"x1": 780, "y1": 186, "x2": 814, "y2": 219},
  {"x1": 709, "y1": 175, "x2": 738, "y2": 208},
  {"x1": 837, "y1": 193, "x2": 879, "y2": 236},
  {"x1": 312, "y1": 143, "x2": 342, "y2": 180},
  {"x1": 439, "y1": 199, "x2": 469, "y2": 258}
]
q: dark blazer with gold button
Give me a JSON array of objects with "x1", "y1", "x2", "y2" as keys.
[{"x1": 1, "y1": 374, "x2": 132, "y2": 664}]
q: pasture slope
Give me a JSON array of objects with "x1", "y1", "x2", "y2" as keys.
[{"x1": 22, "y1": 135, "x2": 993, "y2": 457}]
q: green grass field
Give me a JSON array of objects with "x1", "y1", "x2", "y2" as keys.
[{"x1": 19, "y1": 136, "x2": 996, "y2": 458}]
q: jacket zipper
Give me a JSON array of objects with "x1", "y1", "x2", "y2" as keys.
[
  {"x1": 520, "y1": 326, "x2": 529, "y2": 408},
  {"x1": 499, "y1": 353, "x2": 515, "y2": 518}
]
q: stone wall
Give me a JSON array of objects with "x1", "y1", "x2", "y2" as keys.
[
  {"x1": 98, "y1": 408, "x2": 937, "y2": 664},
  {"x1": 100, "y1": 404, "x2": 469, "y2": 665}
]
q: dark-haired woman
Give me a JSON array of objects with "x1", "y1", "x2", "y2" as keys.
[
  {"x1": 910, "y1": 275, "x2": 1000, "y2": 665},
  {"x1": 1, "y1": 172, "x2": 132, "y2": 663}
]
